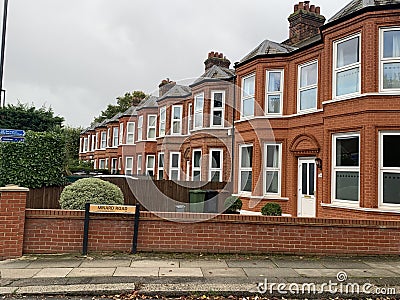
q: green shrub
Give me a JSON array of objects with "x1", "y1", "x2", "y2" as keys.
[
  {"x1": 59, "y1": 178, "x2": 124, "y2": 210},
  {"x1": 224, "y1": 196, "x2": 243, "y2": 213},
  {"x1": 261, "y1": 203, "x2": 282, "y2": 216}
]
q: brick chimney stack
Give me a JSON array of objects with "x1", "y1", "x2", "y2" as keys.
[
  {"x1": 204, "y1": 51, "x2": 231, "y2": 72},
  {"x1": 158, "y1": 78, "x2": 176, "y2": 97},
  {"x1": 286, "y1": 1, "x2": 325, "y2": 46}
]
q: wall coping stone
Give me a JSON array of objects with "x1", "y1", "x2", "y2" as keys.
[{"x1": 0, "y1": 185, "x2": 29, "y2": 192}]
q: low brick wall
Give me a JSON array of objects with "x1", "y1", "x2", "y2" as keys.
[{"x1": 24, "y1": 209, "x2": 400, "y2": 256}]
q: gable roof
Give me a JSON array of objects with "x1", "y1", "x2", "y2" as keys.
[
  {"x1": 239, "y1": 39, "x2": 297, "y2": 64},
  {"x1": 329, "y1": 0, "x2": 400, "y2": 22},
  {"x1": 157, "y1": 85, "x2": 191, "y2": 101},
  {"x1": 191, "y1": 65, "x2": 235, "y2": 87}
]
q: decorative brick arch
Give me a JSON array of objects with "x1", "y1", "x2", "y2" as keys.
[{"x1": 289, "y1": 133, "x2": 320, "y2": 156}]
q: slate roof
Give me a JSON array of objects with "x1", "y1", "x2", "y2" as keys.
[
  {"x1": 191, "y1": 65, "x2": 235, "y2": 86},
  {"x1": 239, "y1": 39, "x2": 298, "y2": 64},
  {"x1": 106, "y1": 112, "x2": 122, "y2": 124},
  {"x1": 137, "y1": 95, "x2": 159, "y2": 110},
  {"x1": 329, "y1": 0, "x2": 400, "y2": 22},
  {"x1": 157, "y1": 85, "x2": 191, "y2": 101},
  {"x1": 122, "y1": 105, "x2": 138, "y2": 117}
]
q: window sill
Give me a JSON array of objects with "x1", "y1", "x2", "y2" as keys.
[
  {"x1": 232, "y1": 194, "x2": 289, "y2": 201},
  {"x1": 321, "y1": 203, "x2": 400, "y2": 214}
]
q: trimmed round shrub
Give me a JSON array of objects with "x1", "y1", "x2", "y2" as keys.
[
  {"x1": 261, "y1": 202, "x2": 282, "y2": 216},
  {"x1": 59, "y1": 178, "x2": 124, "y2": 210},
  {"x1": 224, "y1": 195, "x2": 243, "y2": 213}
]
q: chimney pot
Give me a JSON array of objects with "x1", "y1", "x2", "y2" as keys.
[
  {"x1": 310, "y1": 5, "x2": 315, "y2": 12},
  {"x1": 294, "y1": 4, "x2": 299, "y2": 12},
  {"x1": 210, "y1": 51, "x2": 214, "y2": 58},
  {"x1": 315, "y1": 6, "x2": 320, "y2": 14},
  {"x1": 304, "y1": 1, "x2": 310, "y2": 11},
  {"x1": 298, "y1": 2, "x2": 304, "y2": 10},
  {"x1": 219, "y1": 53, "x2": 223, "y2": 58}
]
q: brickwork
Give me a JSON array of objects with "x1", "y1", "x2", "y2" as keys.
[
  {"x1": 23, "y1": 209, "x2": 400, "y2": 256},
  {"x1": 0, "y1": 186, "x2": 28, "y2": 259}
]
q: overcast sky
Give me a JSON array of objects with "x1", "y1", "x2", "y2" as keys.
[{"x1": 3, "y1": 0, "x2": 350, "y2": 128}]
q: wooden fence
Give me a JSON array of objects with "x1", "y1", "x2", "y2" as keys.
[{"x1": 26, "y1": 177, "x2": 231, "y2": 212}]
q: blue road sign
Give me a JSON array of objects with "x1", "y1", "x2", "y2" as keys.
[
  {"x1": 0, "y1": 129, "x2": 25, "y2": 137},
  {"x1": 1, "y1": 136, "x2": 25, "y2": 142}
]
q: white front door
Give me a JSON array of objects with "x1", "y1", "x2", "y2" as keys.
[{"x1": 298, "y1": 157, "x2": 316, "y2": 217}]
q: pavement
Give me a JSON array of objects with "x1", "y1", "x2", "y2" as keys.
[{"x1": 1, "y1": 253, "x2": 400, "y2": 298}]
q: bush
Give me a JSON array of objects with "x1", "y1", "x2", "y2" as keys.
[
  {"x1": 224, "y1": 196, "x2": 243, "y2": 213},
  {"x1": 59, "y1": 178, "x2": 124, "y2": 210},
  {"x1": 261, "y1": 203, "x2": 282, "y2": 216}
]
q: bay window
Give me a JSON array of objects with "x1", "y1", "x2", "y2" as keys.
[
  {"x1": 266, "y1": 70, "x2": 283, "y2": 115},
  {"x1": 211, "y1": 91, "x2": 224, "y2": 126},
  {"x1": 239, "y1": 144, "x2": 253, "y2": 193},
  {"x1": 113, "y1": 127, "x2": 119, "y2": 147},
  {"x1": 158, "y1": 153, "x2": 164, "y2": 180},
  {"x1": 137, "y1": 116, "x2": 143, "y2": 141},
  {"x1": 209, "y1": 149, "x2": 223, "y2": 182},
  {"x1": 159, "y1": 106, "x2": 166, "y2": 137},
  {"x1": 146, "y1": 155, "x2": 155, "y2": 177},
  {"x1": 137, "y1": 154, "x2": 142, "y2": 174},
  {"x1": 298, "y1": 61, "x2": 318, "y2": 112},
  {"x1": 264, "y1": 144, "x2": 281, "y2": 195},
  {"x1": 126, "y1": 122, "x2": 135, "y2": 144},
  {"x1": 194, "y1": 94, "x2": 204, "y2": 129},
  {"x1": 192, "y1": 149, "x2": 201, "y2": 181},
  {"x1": 241, "y1": 74, "x2": 255, "y2": 118},
  {"x1": 100, "y1": 132, "x2": 107, "y2": 149},
  {"x1": 119, "y1": 123, "x2": 124, "y2": 145},
  {"x1": 380, "y1": 28, "x2": 400, "y2": 91},
  {"x1": 147, "y1": 115, "x2": 157, "y2": 140},
  {"x1": 170, "y1": 152, "x2": 181, "y2": 180},
  {"x1": 171, "y1": 105, "x2": 182, "y2": 135},
  {"x1": 125, "y1": 157, "x2": 133, "y2": 175}
]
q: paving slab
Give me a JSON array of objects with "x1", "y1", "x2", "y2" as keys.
[
  {"x1": 180, "y1": 260, "x2": 228, "y2": 268},
  {"x1": 318, "y1": 259, "x2": 370, "y2": 269},
  {"x1": 113, "y1": 267, "x2": 159, "y2": 277},
  {"x1": 159, "y1": 267, "x2": 203, "y2": 277},
  {"x1": 67, "y1": 267, "x2": 116, "y2": 277},
  {"x1": 27, "y1": 259, "x2": 82, "y2": 269},
  {"x1": 15, "y1": 283, "x2": 136, "y2": 295},
  {"x1": 227, "y1": 260, "x2": 276, "y2": 268},
  {"x1": 270, "y1": 258, "x2": 324, "y2": 269},
  {"x1": 202, "y1": 267, "x2": 246, "y2": 277},
  {"x1": 294, "y1": 268, "x2": 344, "y2": 277},
  {"x1": 0, "y1": 268, "x2": 41, "y2": 279},
  {"x1": 131, "y1": 260, "x2": 179, "y2": 268},
  {"x1": 344, "y1": 268, "x2": 399, "y2": 278},
  {"x1": 33, "y1": 267, "x2": 73, "y2": 278},
  {"x1": 0, "y1": 287, "x2": 18, "y2": 295},
  {"x1": 79, "y1": 259, "x2": 131, "y2": 268},
  {"x1": 0, "y1": 260, "x2": 32, "y2": 269},
  {"x1": 243, "y1": 267, "x2": 300, "y2": 278}
]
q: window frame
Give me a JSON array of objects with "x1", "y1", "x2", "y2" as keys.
[
  {"x1": 158, "y1": 152, "x2": 164, "y2": 180},
  {"x1": 137, "y1": 116, "x2": 143, "y2": 141},
  {"x1": 241, "y1": 73, "x2": 255, "y2": 119},
  {"x1": 265, "y1": 70, "x2": 284, "y2": 116},
  {"x1": 99, "y1": 159, "x2": 106, "y2": 170},
  {"x1": 100, "y1": 131, "x2": 107, "y2": 149},
  {"x1": 209, "y1": 148, "x2": 223, "y2": 182},
  {"x1": 125, "y1": 157, "x2": 133, "y2": 175},
  {"x1": 187, "y1": 103, "x2": 192, "y2": 133},
  {"x1": 111, "y1": 158, "x2": 118, "y2": 174},
  {"x1": 91, "y1": 134, "x2": 96, "y2": 152},
  {"x1": 107, "y1": 128, "x2": 111, "y2": 147},
  {"x1": 331, "y1": 132, "x2": 360, "y2": 206},
  {"x1": 95, "y1": 133, "x2": 99, "y2": 150},
  {"x1": 126, "y1": 122, "x2": 135, "y2": 144},
  {"x1": 379, "y1": 131, "x2": 400, "y2": 208},
  {"x1": 112, "y1": 127, "x2": 119, "y2": 147},
  {"x1": 379, "y1": 27, "x2": 400, "y2": 92},
  {"x1": 146, "y1": 155, "x2": 155, "y2": 177},
  {"x1": 169, "y1": 152, "x2": 181, "y2": 181},
  {"x1": 263, "y1": 143, "x2": 282, "y2": 196},
  {"x1": 119, "y1": 123, "x2": 124, "y2": 145},
  {"x1": 333, "y1": 33, "x2": 361, "y2": 99},
  {"x1": 159, "y1": 106, "x2": 166, "y2": 137},
  {"x1": 147, "y1": 114, "x2": 157, "y2": 140},
  {"x1": 211, "y1": 91, "x2": 225, "y2": 127},
  {"x1": 137, "y1": 154, "x2": 142, "y2": 175},
  {"x1": 83, "y1": 137, "x2": 88, "y2": 153},
  {"x1": 298, "y1": 60, "x2": 318, "y2": 113},
  {"x1": 238, "y1": 144, "x2": 253, "y2": 195},
  {"x1": 192, "y1": 149, "x2": 202, "y2": 181},
  {"x1": 194, "y1": 93, "x2": 204, "y2": 129},
  {"x1": 171, "y1": 105, "x2": 183, "y2": 135}
]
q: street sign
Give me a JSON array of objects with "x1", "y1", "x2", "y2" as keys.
[
  {"x1": 0, "y1": 129, "x2": 25, "y2": 137},
  {"x1": 1, "y1": 136, "x2": 24, "y2": 142}
]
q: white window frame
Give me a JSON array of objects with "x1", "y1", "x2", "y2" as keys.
[
  {"x1": 194, "y1": 93, "x2": 204, "y2": 129},
  {"x1": 94, "y1": 159, "x2": 97, "y2": 170},
  {"x1": 99, "y1": 159, "x2": 106, "y2": 170},
  {"x1": 158, "y1": 152, "x2": 164, "y2": 180},
  {"x1": 169, "y1": 152, "x2": 181, "y2": 181},
  {"x1": 118, "y1": 157, "x2": 122, "y2": 171},
  {"x1": 211, "y1": 91, "x2": 225, "y2": 127},
  {"x1": 209, "y1": 148, "x2": 223, "y2": 182},
  {"x1": 96, "y1": 133, "x2": 99, "y2": 150},
  {"x1": 263, "y1": 143, "x2": 282, "y2": 196},
  {"x1": 125, "y1": 157, "x2": 133, "y2": 175},
  {"x1": 147, "y1": 114, "x2": 157, "y2": 140},
  {"x1": 126, "y1": 122, "x2": 135, "y2": 144},
  {"x1": 186, "y1": 160, "x2": 190, "y2": 181},
  {"x1": 192, "y1": 149, "x2": 202, "y2": 181},
  {"x1": 83, "y1": 137, "x2": 88, "y2": 153},
  {"x1": 187, "y1": 103, "x2": 192, "y2": 133},
  {"x1": 112, "y1": 127, "x2": 119, "y2": 147},
  {"x1": 159, "y1": 106, "x2": 166, "y2": 137},
  {"x1": 333, "y1": 33, "x2": 361, "y2": 99},
  {"x1": 111, "y1": 158, "x2": 118, "y2": 174},
  {"x1": 171, "y1": 105, "x2": 183, "y2": 135},
  {"x1": 107, "y1": 128, "x2": 111, "y2": 147},
  {"x1": 298, "y1": 60, "x2": 318, "y2": 113},
  {"x1": 137, "y1": 154, "x2": 142, "y2": 174},
  {"x1": 379, "y1": 131, "x2": 400, "y2": 209},
  {"x1": 238, "y1": 144, "x2": 253, "y2": 194},
  {"x1": 146, "y1": 155, "x2": 155, "y2": 177},
  {"x1": 119, "y1": 123, "x2": 124, "y2": 145},
  {"x1": 79, "y1": 137, "x2": 83, "y2": 153},
  {"x1": 105, "y1": 158, "x2": 109, "y2": 170},
  {"x1": 379, "y1": 27, "x2": 400, "y2": 92},
  {"x1": 241, "y1": 74, "x2": 255, "y2": 119},
  {"x1": 137, "y1": 116, "x2": 143, "y2": 141},
  {"x1": 332, "y1": 132, "x2": 360, "y2": 206},
  {"x1": 91, "y1": 134, "x2": 96, "y2": 152},
  {"x1": 265, "y1": 70, "x2": 284, "y2": 116},
  {"x1": 100, "y1": 131, "x2": 107, "y2": 149}
]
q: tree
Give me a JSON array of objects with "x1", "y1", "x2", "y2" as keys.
[
  {"x1": 94, "y1": 91, "x2": 146, "y2": 123},
  {"x1": 0, "y1": 102, "x2": 64, "y2": 131}
]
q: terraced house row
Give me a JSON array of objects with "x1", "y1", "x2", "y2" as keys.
[{"x1": 80, "y1": 0, "x2": 400, "y2": 220}]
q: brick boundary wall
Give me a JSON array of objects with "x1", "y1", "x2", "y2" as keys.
[
  {"x1": 0, "y1": 186, "x2": 29, "y2": 260},
  {"x1": 23, "y1": 209, "x2": 400, "y2": 256}
]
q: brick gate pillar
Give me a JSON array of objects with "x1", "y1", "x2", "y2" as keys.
[{"x1": 0, "y1": 185, "x2": 29, "y2": 260}]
